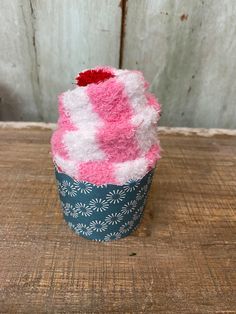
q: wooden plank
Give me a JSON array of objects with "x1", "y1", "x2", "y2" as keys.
[
  {"x1": 0, "y1": 0, "x2": 121, "y2": 122},
  {"x1": 0, "y1": 126, "x2": 235, "y2": 313},
  {"x1": 0, "y1": 0, "x2": 40, "y2": 121},
  {"x1": 29, "y1": 0, "x2": 121, "y2": 122},
  {"x1": 123, "y1": 0, "x2": 236, "y2": 128}
]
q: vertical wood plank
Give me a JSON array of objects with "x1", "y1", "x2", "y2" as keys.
[
  {"x1": 0, "y1": 0, "x2": 121, "y2": 121},
  {"x1": 32, "y1": 0, "x2": 121, "y2": 122},
  {"x1": 123, "y1": 0, "x2": 236, "y2": 128},
  {"x1": 0, "y1": 0, "x2": 41, "y2": 121}
]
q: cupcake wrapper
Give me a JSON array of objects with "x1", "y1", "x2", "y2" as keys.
[{"x1": 55, "y1": 165, "x2": 154, "y2": 241}]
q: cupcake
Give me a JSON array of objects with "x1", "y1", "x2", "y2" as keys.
[{"x1": 51, "y1": 66, "x2": 161, "y2": 241}]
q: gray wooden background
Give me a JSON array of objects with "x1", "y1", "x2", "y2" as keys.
[{"x1": 1, "y1": 0, "x2": 236, "y2": 128}]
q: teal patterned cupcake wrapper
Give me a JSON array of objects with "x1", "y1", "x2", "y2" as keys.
[{"x1": 55, "y1": 166, "x2": 154, "y2": 241}]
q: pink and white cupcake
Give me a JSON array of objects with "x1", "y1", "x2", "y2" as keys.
[{"x1": 51, "y1": 67, "x2": 161, "y2": 241}]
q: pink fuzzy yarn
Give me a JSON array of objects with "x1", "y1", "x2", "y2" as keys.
[
  {"x1": 51, "y1": 67, "x2": 161, "y2": 185},
  {"x1": 87, "y1": 78, "x2": 132, "y2": 122},
  {"x1": 145, "y1": 144, "x2": 161, "y2": 170},
  {"x1": 97, "y1": 122, "x2": 140, "y2": 163},
  {"x1": 146, "y1": 93, "x2": 161, "y2": 114},
  {"x1": 51, "y1": 96, "x2": 77, "y2": 159},
  {"x1": 78, "y1": 161, "x2": 117, "y2": 185}
]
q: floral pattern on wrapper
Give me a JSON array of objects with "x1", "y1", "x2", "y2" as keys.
[{"x1": 55, "y1": 167, "x2": 154, "y2": 241}]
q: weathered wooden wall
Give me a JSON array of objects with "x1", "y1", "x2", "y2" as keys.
[
  {"x1": 123, "y1": 0, "x2": 236, "y2": 128},
  {"x1": 1, "y1": 0, "x2": 236, "y2": 128},
  {"x1": 0, "y1": 0, "x2": 121, "y2": 122}
]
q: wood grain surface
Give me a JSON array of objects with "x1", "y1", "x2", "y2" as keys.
[{"x1": 0, "y1": 127, "x2": 235, "y2": 313}]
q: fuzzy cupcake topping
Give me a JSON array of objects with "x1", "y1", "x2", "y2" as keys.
[{"x1": 51, "y1": 67, "x2": 161, "y2": 185}]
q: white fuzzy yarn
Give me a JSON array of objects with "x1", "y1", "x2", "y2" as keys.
[
  {"x1": 114, "y1": 157, "x2": 148, "y2": 184},
  {"x1": 62, "y1": 87, "x2": 105, "y2": 162}
]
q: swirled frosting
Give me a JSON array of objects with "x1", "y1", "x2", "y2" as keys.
[{"x1": 51, "y1": 67, "x2": 161, "y2": 185}]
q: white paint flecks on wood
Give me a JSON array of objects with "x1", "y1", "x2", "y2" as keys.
[
  {"x1": 0, "y1": 0, "x2": 121, "y2": 122},
  {"x1": 123, "y1": 0, "x2": 236, "y2": 128}
]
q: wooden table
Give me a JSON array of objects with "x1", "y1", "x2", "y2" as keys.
[{"x1": 0, "y1": 124, "x2": 235, "y2": 313}]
